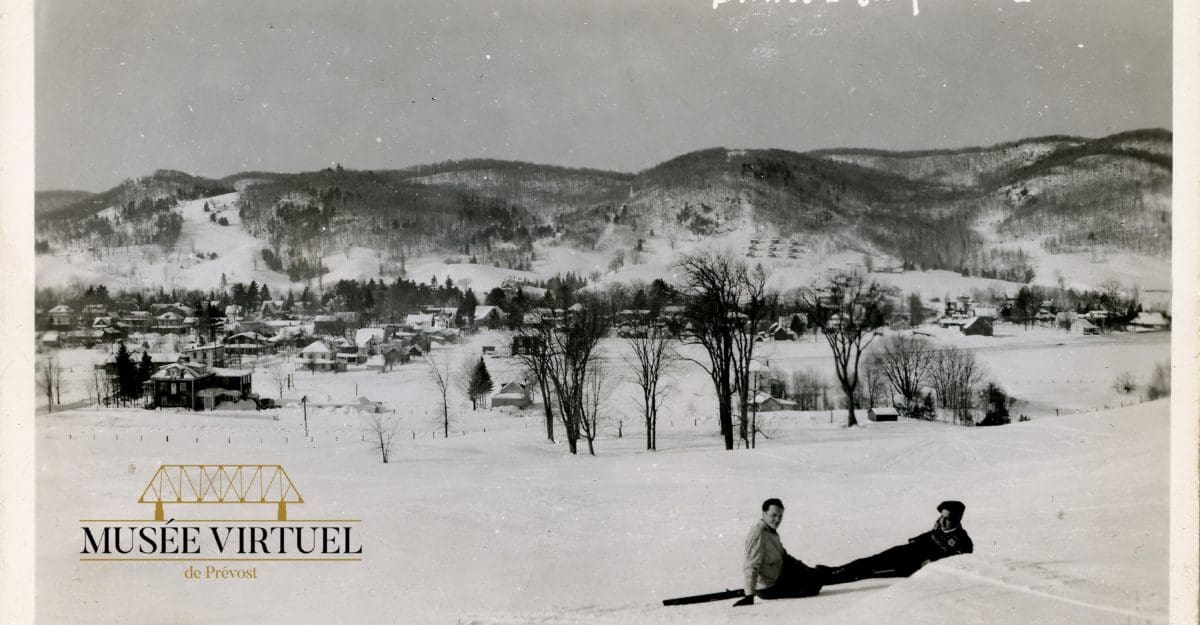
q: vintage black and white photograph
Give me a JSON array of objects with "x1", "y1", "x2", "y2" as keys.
[{"x1": 16, "y1": 0, "x2": 1185, "y2": 623}]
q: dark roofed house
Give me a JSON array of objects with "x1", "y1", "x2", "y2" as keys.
[
  {"x1": 210, "y1": 367, "x2": 253, "y2": 397},
  {"x1": 961, "y1": 316, "x2": 993, "y2": 336},
  {"x1": 149, "y1": 361, "x2": 214, "y2": 410},
  {"x1": 223, "y1": 332, "x2": 271, "y2": 358}
]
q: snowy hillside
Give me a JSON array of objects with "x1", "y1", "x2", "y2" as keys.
[
  {"x1": 35, "y1": 328, "x2": 1169, "y2": 625},
  {"x1": 34, "y1": 129, "x2": 1172, "y2": 299}
]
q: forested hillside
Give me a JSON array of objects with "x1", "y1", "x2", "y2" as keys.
[
  {"x1": 34, "y1": 130, "x2": 1170, "y2": 286},
  {"x1": 35, "y1": 170, "x2": 235, "y2": 254}
]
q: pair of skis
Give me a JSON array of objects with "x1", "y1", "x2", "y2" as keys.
[{"x1": 661, "y1": 588, "x2": 744, "y2": 606}]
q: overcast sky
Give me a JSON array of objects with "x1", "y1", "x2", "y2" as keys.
[{"x1": 36, "y1": 0, "x2": 1171, "y2": 192}]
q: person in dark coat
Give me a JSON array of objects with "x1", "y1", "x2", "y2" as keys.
[
  {"x1": 818, "y1": 501, "x2": 974, "y2": 585},
  {"x1": 733, "y1": 498, "x2": 824, "y2": 606}
]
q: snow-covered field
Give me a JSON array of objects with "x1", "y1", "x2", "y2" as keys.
[{"x1": 34, "y1": 328, "x2": 1170, "y2": 624}]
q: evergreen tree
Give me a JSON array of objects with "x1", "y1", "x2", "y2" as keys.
[
  {"x1": 138, "y1": 351, "x2": 155, "y2": 386},
  {"x1": 469, "y1": 357, "x2": 494, "y2": 410},
  {"x1": 113, "y1": 342, "x2": 139, "y2": 403},
  {"x1": 458, "y1": 288, "x2": 479, "y2": 322},
  {"x1": 908, "y1": 293, "x2": 924, "y2": 326},
  {"x1": 485, "y1": 287, "x2": 507, "y2": 307},
  {"x1": 230, "y1": 283, "x2": 247, "y2": 308}
]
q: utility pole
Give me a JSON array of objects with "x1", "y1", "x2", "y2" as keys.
[{"x1": 301, "y1": 395, "x2": 309, "y2": 438}]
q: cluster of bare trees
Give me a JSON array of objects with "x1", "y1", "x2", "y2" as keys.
[
  {"x1": 676, "y1": 250, "x2": 776, "y2": 449},
  {"x1": 513, "y1": 310, "x2": 610, "y2": 455},
  {"x1": 623, "y1": 324, "x2": 678, "y2": 451},
  {"x1": 37, "y1": 356, "x2": 65, "y2": 413},
  {"x1": 867, "y1": 335, "x2": 987, "y2": 424},
  {"x1": 794, "y1": 271, "x2": 891, "y2": 427}
]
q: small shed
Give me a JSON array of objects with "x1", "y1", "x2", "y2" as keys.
[{"x1": 867, "y1": 407, "x2": 899, "y2": 422}]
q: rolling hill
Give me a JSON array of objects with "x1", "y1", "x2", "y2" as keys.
[{"x1": 33, "y1": 129, "x2": 1171, "y2": 296}]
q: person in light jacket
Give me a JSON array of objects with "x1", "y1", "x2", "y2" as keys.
[
  {"x1": 733, "y1": 498, "x2": 823, "y2": 606},
  {"x1": 818, "y1": 500, "x2": 974, "y2": 585}
]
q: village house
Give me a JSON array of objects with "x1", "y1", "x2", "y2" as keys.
[
  {"x1": 1129, "y1": 311, "x2": 1170, "y2": 331},
  {"x1": 48, "y1": 305, "x2": 75, "y2": 328},
  {"x1": 492, "y1": 381, "x2": 531, "y2": 408},
  {"x1": 148, "y1": 361, "x2": 213, "y2": 410},
  {"x1": 961, "y1": 317, "x2": 994, "y2": 336},
  {"x1": 380, "y1": 342, "x2": 410, "y2": 367},
  {"x1": 753, "y1": 394, "x2": 798, "y2": 412},
  {"x1": 259, "y1": 299, "x2": 286, "y2": 318},
  {"x1": 470, "y1": 305, "x2": 508, "y2": 329},
  {"x1": 223, "y1": 331, "x2": 272, "y2": 359},
  {"x1": 299, "y1": 340, "x2": 339, "y2": 372},
  {"x1": 403, "y1": 313, "x2": 434, "y2": 331},
  {"x1": 511, "y1": 335, "x2": 543, "y2": 356},
  {"x1": 333, "y1": 337, "x2": 360, "y2": 366},
  {"x1": 81, "y1": 304, "x2": 109, "y2": 324},
  {"x1": 154, "y1": 311, "x2": 187, "y2": 334},
  {"x1": 182, "y1": 343, "x2": 226, "y2": 368},
  {"x1": 60, "y1": 329, "x2": 105, "y2": 348},
  {"x1": 355, "y1": 328, "x2": 386, "y2": 358},
  {"x1": 424, "y1": 307, "x2": 458, "y2": 328},
  {"x1": 147, "y1": 359, "x2": 254, "y2": 411},
  {"x1": 124, "y1": 311, "x2": 152, "y2": 332},
  {"x1": 311, "y1": 314, "x2": 343, "y2": 335}
]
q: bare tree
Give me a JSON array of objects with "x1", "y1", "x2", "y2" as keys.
[
  {"x1": 422, "y1": 351, "x2": 453, "y2": 438},
  {"x1": 796, "y1": 271, "x2": 891, "y2": 427},
  {"x1": 538, "y1": 309, "x2": 609, "y2": 455},
  {"x1": 861, "y1": 357, "x2": 886, "y2": 409},
  {"x1": 265, "y1": 361, "x2": 291, "y2": 399},
  {"x1": 677, "y1": 249, "x2": 773, "y2": 450},
  {"x1": 624, "y1": 323, "x2": 678, "y2": 451},
  {"x1": 511, "y1": 322, "x2": 556, "y2": 443},
  {"x1": 366, "y1": 413, "x2": 399, "y2": 463},
  {"x1": 54, "y1": 361, "x2": 65, "y2": 405},
  {"x1": 788, "y1": 368, "x2": 828, "y2": 411},
  {"x1": 928, "y1": 346, "x2": 985, "y2": 424},
  {"x1": 578, "y1": 361, "x2": 612, "y2": 456},
  {"x1": 37, "y1": 356, "x2": 57, "y2": 413},
  {"x1": 730, "y1": 263, "x2": 777, "y2": 447},
  {"x1": 458, "y1": 357, "x2": 480, "y2": 409},
  {"x1": 872, "y1": 335, "x2": 935, "y2": 407}
]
